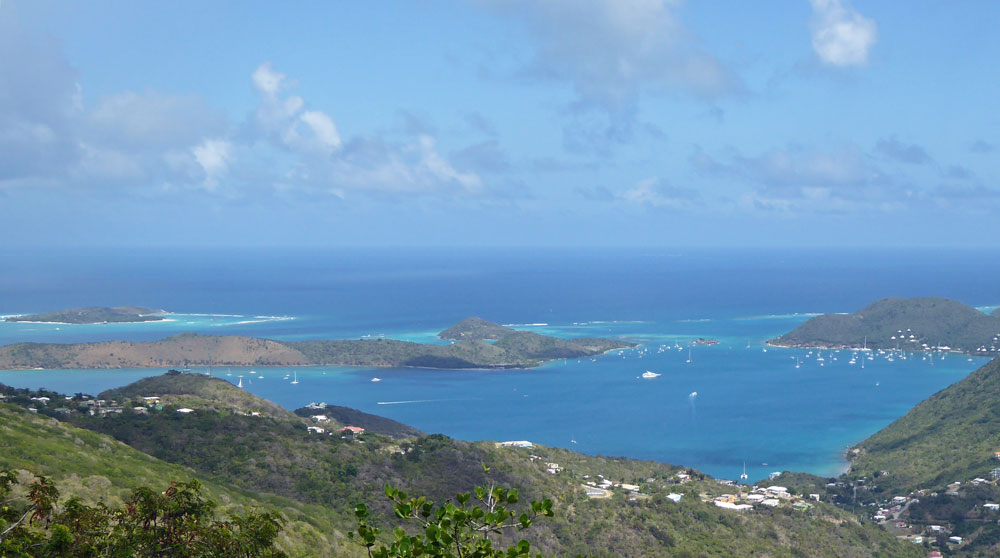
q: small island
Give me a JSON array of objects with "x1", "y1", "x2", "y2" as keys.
[
  {"x1": 5, "y1": 306, "x2": 165, "y2": 324},
  {"x1": 770, "y1": 297, "x2": 1000, "y2": 355},
  {"x1": 0, "y1": 317, "x2": 634, "y2": 370}
]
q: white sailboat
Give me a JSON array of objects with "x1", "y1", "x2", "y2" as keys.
[
  {"x1": 740, "y1": 462, "x2": 749, "y2": 481},
  {"x1": 237, "y1": 375, "x2": 243, "y2": 388},
  {"x1": 291, "y1": 371, "x2": 299, "y2": 385},
  {"x1": 686, "y1": 347, "x2": 692, "y2": 364}
]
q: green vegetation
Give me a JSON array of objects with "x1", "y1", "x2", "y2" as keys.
[
  {"x1": 100, "y1": 369, "x2": 293, "y2": 419},
  {"x1": 438, "y1": 318, "x2": 515, "y2": 341},
  {"x1": 0, "y1": 402, "x2": 352, "y2": 556},
  {"x1": 5, "y1": 306, "x2": 164, "y2": 324},
  {"x1": 771, "y1": 297, "x2": 1000, "y2": 353},
  {"x1": 294, "y1": 404, "x2": 424, "y2": 439},
  {"x1": 350, "y1": 471, "x2": 554, "y2": 558},
  {"x1": 0, "y1": 471, "x2": 285, "y2": 557},
  {"x1": 1, "y1": 372, "x2": 925, "y2": 557},
  {"x1": 0, "y1": 319, "x2": 635, "y2": 370},
  {"x1": 848, "y1": 358, "x2": 1000, "y2": 493}
]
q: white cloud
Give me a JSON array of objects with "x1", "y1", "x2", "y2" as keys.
[
  {"x1": 479, "y1": 0, "x2": 739, "y2": 114},
  {"x1": 192, "y1": 139, "x2": 233, "y2": 190},
  {"x1": 809, "y1": 0, "x2": 878, "y2": 67},
  {"x1": 620, "y1": 176, "x2": 698, "y2": 208},
  {"x1": 415, "y1": 135, "x2": 482, "y2": 192},
  {"x1": 300, "y1": 110, "x2": 342, "y2": 152},
  {"x1": 251, "y1": 62, "x2": 286, "y2": 96},
  {"x1": 251, "y1": 62, "x2": 342, "y2": 156}
]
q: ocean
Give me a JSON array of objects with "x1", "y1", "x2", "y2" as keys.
[{"x1": 1, "y1": 246, "x2": 997, "y2": 481}]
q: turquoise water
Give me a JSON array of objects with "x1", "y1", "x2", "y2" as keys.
[
  {"x1": 2, "y1": 247, "x2": 997, "y2": 481},
  {"x1": 0, "y1": 313, "x2": 983, "y2": 482}
]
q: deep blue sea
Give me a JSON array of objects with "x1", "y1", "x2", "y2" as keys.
[{"x1": 1, "y1": 247, "x2": 998, "y2": 482}]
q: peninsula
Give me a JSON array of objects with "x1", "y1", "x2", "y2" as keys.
[
  {"x1": 5, "y1": 305, "x2": 165, "y2": 324},
  {"x1": 0, "y1": 318, "x2": 633, "y2": 370},
  {"x1": 770, "y1": 297, "x2": 1000, "y2": 355}
]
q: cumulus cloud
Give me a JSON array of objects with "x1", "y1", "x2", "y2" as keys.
[
  {"x1": 477, "y1": 0, "x2": 740, "y2": 123},
  {"x1": 0, "y1": 34, "x2": 482, "y2": 199},
  {"x1": 250, "y1": 62, "x2": 342, "y2": 155},
  {"x1": 192, "y1": 139, "x2": 233, "y2": 190},
  {"x1": 809, "y1": 0, "x2": 878, "y2": 67}
]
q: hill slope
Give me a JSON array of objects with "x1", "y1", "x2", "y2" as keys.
[
  {"x1": 0, "y1": 403, "x2": 349, "y2": 557},
  {"x1": 849, "y1": 357, "x2": 1000, "y2": 493},
  {"x1": 3, "y1": 372, "x2": 922, "y2": 557},
  {"x1": 100, "y1": 369, "x2": 295, "y2": 419},
  {"x1": 772, "y1": 297, "x2": 1000, "y2": 353}
]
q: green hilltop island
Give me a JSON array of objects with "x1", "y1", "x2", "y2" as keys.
[
  {"x1": 0, "y1": 317, "x2": 633, "y2": 370},
  {"x1": 769, "y1": 296, "x2": 1000, "y2": 355},
  {"x1": 1, "y1": 370, "x2": 929, "y2": 557},
  {"x1": 4, "y1": 305, "x2": 166, "y2": 324}
]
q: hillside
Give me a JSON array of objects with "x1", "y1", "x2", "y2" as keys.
[
  {"x1": 438, "y1": 317, "x2": 515, "y2": 340},
  {"x1": 100, "y1": 369, "x2": 295, "y2": 419},
  {"x1": 5, "y1": 305, "x2": 165, "y2": 323},
  {"x1": 0, "y1": 403, "x2": 350, "y2": 557},
  {"x1": 848, "y1": 357, "x2": 1000, "y2": 493},
  {"x1": 771, "y1": 297, "x2": 1000, "y2": 353},
  {"x1": 294, "y1": 403, "x2": 424, "y2": 438},
  {"x1": 1, "y1": 372, "x2": 922, "y2": 557},
  {"x1": 0, "y1": 321, "x2": 635, "y2": 370}
]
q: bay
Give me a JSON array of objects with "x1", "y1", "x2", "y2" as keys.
[{"x1": 0, "y1": 247, "x2": 995, "y2": 481}]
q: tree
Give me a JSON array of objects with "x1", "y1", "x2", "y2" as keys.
[
  {"x1": 350, "y1": 465, "x2": 556, "y2": 558},
  {"x1": 0, "y1": 469, "x2": 286, "y2": 557}
]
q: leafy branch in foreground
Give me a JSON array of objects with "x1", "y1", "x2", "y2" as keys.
[
  {"x1": 350, "y1": 464, "x2": 556, "y2": 558},
  {"x1": 0, "y1": 469, "x2": 286, "y2": 557}
]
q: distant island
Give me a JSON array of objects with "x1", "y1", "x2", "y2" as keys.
[
  {"x1": 770, "y1": 297, "x2": 1000, "y2": 355},
  {"x1": 0, "y1": 317, "x2": 634, "y2": 370},
  {"x1": 5, "y1": 305, "x2": 165, "y2": 324}
]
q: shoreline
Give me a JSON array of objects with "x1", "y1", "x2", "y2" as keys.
[{"x1": 765, "y1": 339, "x2": 984, "y2": 355}]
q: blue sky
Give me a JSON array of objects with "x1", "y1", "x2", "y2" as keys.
[{"x1": 1, "y1": 0, "x2": 997, "y2": 247}]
